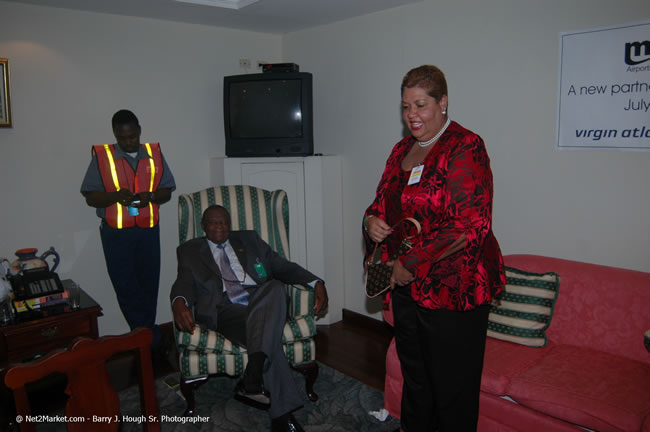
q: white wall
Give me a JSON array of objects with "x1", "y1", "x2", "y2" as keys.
[
  {"x1": 283, "y1": 0, "x2": 650, "y2": 318},
  {"x1": 0, "y1": 1, "x2": 281, "y2": 336}
]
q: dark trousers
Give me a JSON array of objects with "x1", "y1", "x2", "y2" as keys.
[
  {"x1": 392, "y1": 286, "x2": 490, "y2": 432},
  {"x1": 100, "y1": 222, "x2": 161, "y2": 346},
  {"x1": 216, "y1": 280, "x2": 303, "y2": 419}
]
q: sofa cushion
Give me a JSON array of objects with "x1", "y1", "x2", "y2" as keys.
[
  {"x1": 504, "y1": 254, "x2": 650, "y2": 363},
  {"x1": 487, "y1": 266, "x2": 559, "y2": 347},
  {"x1": 479, "y1": 392, "x2": 589, "y2": 432},
  {"x1": 508, "y1": 344, "x2": 650, "y2": 432},
  {"x1": 481, "y1": 337, "x2": 554, "y2": 396}
]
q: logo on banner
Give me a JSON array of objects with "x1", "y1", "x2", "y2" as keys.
[{"x1": 625, "y1": 41, "x2": 650, "y2": 66}]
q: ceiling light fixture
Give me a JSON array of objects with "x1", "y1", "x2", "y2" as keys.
[{"x1": 174, "y1": 0, "x2": 260, "y2": 10}]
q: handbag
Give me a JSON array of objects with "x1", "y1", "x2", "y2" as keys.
[{"x1": 365, "y1": 217, "x2": 421, "y2": 298}]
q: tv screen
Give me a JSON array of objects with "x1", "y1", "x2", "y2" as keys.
[{"x1": 224, "y1": 72, "x2": 314, "y2": 157}]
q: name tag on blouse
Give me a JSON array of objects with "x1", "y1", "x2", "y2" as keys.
[{"x1": 408, "y1": 165, "x2": 424, "y2": 185}]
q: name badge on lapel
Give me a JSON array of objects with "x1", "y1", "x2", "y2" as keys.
[
  {"x1": 254, "y1": 259, "x2": 267, "y2": 278},
  {"x1": 408, "y1": 164, "x2": 424, "y2": 185}
]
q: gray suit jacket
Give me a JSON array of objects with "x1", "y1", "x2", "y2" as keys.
[{"x1": 170, "y1": 230, "x2": 319, "y2": 329}]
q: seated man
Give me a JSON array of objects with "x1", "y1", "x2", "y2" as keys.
[{"x1": 171, "y1": 205, "x2": 328, "y2": 432}]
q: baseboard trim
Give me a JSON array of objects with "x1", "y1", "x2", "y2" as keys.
[{"x1": 341, "y1": 308, "x2": 389, "y2": 333}]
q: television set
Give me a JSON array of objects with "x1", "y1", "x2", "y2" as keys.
[{"x1": 223, "y1": 72, "x2": 314, "y2": 157}]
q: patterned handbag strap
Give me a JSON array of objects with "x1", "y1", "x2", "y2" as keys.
[{"x1": 367, "y1": 217, "x2": 421, "y2": 263}]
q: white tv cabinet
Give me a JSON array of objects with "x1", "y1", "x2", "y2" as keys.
[{"x1": 210, "y1": 155, "x2": 343, "y2": 324}]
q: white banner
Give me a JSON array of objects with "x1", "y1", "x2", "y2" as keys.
[{"x1": 557, "y1": 22, "x2": 650, "y2": 150}]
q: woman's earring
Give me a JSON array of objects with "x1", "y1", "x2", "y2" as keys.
[{"x1": 442, "y1": 108, "x2": 447, "y2": 115}]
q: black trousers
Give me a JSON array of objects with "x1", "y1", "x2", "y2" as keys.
[
  {"x1": 215, "y1": 280, "x2": 303, "y2": 419},
  {"x1": 100, "y1": 222, "x2": 161, "y2": 347},
  {"x1": 392, "y1": 286, "x2": 490, "y2": 432}
]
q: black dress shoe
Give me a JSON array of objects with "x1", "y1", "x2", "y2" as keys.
[
  {"x1": 234, "y1": 378, "x2": 271, "y2": 409},
  {"x1": 271, "y1": 414, "x2": 305, "y2": 432}
]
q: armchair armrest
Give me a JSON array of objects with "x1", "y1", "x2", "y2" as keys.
[
  {"x1": 286, "y1": 283, "x2": 314, "y2": 319},
  {"x1": 173, "y1": 284, "x2": 317, "y2": 353},
  {"x1": 175, "y1": 324, "x2": 246, "y2": 354}
]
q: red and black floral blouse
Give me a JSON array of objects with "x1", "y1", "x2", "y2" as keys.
[{"x1": 364, "y1": 121, "x2": 505, "y2": 311}]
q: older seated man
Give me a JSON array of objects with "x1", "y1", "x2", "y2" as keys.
[{"x1": 170, "y1": 205, "x2": 328, "y2": 432}]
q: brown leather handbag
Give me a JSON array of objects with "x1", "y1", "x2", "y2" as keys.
[{"x1": 365, "y1": 217, "x2": 421, "y2": 298}]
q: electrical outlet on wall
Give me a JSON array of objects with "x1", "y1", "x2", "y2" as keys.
[{"x1": 239, "y1": 58, "x2": 251, "y2": 69}]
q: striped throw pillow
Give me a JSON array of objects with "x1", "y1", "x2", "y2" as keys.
[{"x1": 487, "y1": 266, "x2": 560, "y2": 347}]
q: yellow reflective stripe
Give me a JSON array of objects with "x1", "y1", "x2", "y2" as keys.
[
  {"x1": 148, "y1": 202, "x2": 154, "y2": 227},
  {"x1": 144, "y1": 143, "x2": 155, "y2": 191},
  {"x1": 103, "y1": 144, "x2": 123, "y2": 229},
  {"x1": 144, "y1": 143, "x2": 156, "y2": 227}
]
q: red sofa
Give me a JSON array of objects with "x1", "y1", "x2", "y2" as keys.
[{"x1": 383, "y1": 254, "x2": 650, "y2": 432}]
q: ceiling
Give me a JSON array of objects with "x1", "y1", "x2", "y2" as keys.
[{"x1": 5, "y1": 0, "x2": 423, "y2": 34}]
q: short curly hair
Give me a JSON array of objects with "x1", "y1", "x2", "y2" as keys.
[
  {"x1": 111, "y1": 109, "x2": 140, "y2": 129},
  {"x1": 401, "y1": 65, "x2": 448, "y2": 102}
]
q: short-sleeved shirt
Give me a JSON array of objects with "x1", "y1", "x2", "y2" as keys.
[{"x1": 80, "y1": 143, "x2": 176, "y2": 219}]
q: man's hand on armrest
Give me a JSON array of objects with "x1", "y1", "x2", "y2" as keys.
[
  {"x1": 313, "y1": 281, "x2": 329, "y2": 318},
  {"x1": 172, "y1": 297, "x2": 195, "y2": 333}
]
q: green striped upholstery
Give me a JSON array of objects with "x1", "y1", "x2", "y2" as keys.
[
  {"x1": 175, "y1": 185, "x2": 316, "y2": 380},
  {"x1": 179, "y1": 339, "x2": 316, "y2": 378},
  {"x1": 487, "y1": 266, "x2": 560, "y2": 347},
  {"x1": 177, "y1": 315, "x2": 316, "y2": 354},
  {"x1": 178, "y1": 185, "x2": 290, "y2": 259}
]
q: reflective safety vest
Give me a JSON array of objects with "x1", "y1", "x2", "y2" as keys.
[{"x1": 93, "y1": 143, "x2": 164, "y2": 229}]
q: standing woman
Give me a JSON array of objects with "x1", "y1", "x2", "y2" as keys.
[{"x1": 363, "y1": 65, "x2": 505, "y2": 432}]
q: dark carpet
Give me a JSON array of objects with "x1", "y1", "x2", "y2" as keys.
[{"x1": 32, "y1": 363, "x2": 399, "y2": 431}]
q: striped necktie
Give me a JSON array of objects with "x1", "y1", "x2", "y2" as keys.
[{"x1": 215, "y1": 244, "x2": 249, "y2": 306}]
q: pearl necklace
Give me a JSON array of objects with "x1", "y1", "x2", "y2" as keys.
[{"x1": 417, "y1": 118, "x2": 451, "y2": 147}]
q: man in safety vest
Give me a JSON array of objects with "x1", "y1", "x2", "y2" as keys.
[{"x1": 81, "y1": 109, "x2": 176, "y2": 359}]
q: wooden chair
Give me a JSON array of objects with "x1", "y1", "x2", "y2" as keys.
[
  {"x1": 4, "y1": 328, "x2": 160, "y2": 432},
  {"x1": 175, "y1": 185, "x2": 319, "y2": 415}
]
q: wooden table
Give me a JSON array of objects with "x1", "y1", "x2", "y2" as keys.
[
  {"x1": 0, "y1": 287, "x2": 103, "y2": 368},
  {"x1": 0, "y1": 286, "x2": 102, "y2": 429}
]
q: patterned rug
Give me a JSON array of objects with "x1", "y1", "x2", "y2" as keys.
[{"x1": 110, "y1": 362, "x2": 400, "y2": 431}]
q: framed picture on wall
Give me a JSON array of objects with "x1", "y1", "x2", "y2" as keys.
[{"x1": 1, "y1": 58, "x2": 12, "y2": 128}]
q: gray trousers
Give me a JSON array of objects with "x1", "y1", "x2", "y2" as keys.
[{"x1": 216, "y1": 280, "x2": 303, "y2": 419}]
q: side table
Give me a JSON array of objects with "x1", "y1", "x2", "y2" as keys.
[
  {"x1": 0, "y1": 286, "x2": 103, "y2": 367},
  {"x1": 0, "y1": 285, "x2": 102, "y2": 430}
]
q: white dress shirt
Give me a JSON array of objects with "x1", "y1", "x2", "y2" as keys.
[{"x1": 208, "y1": 239, "x2": 256, "y2": 288}]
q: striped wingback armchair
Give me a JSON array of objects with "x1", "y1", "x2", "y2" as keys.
[{"x1": 175, "y1": 185, "x2": 319, "y2": 415}]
